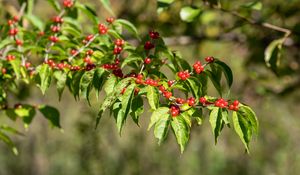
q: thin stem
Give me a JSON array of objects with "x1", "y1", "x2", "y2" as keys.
[
  {"x1": 217, "y1": 7, "x2": 292, "y2": 39},
  {"x1": 18, "y1": 2, "x2": 27, "y2": 18},
  {"x1": 68, "y1": 33, "x2": 99, "y2": 62}
]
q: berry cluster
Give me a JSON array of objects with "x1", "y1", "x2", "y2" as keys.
[
  {"x1": 228, "y1": 100, "x2": 239, "y2": 111},
  {"x1": 205, "y1": 56, "x2": 215, "y2": 63},
  {"x1": 144, "y1": 41, "x2": 154, "y2": 50},
  {"x1": 63, "y1": 0, "x2": 74, "y2": 8},
  {"x1": 186, "y1": 97, "x2": 196, "y2": 106},
  {"x1": 106, "y1": 17, "x2": 115, "y2": 23},
  {"x1": 98, "y1": 23, "x2": 108, "y2": 34},
  {"x1": 170, "y1": 105, "x2": 180, "y2": 117},
  {"x1": 144, "y1": 78, "x2": 159, "y2": 86},
  {"x1": 177, "y1": 71, "x2": 190, "y2": 80},
  {"x1": 149, "y1": 30, "x2": 160, "y2": 39},
  {"x1": 214, "y1": 98, "x2": 228, "y2": 108},
  {"x1": 8, "y1": 28, "x2": 18, "y2": 36},
  {"x1": 113, "y1": 39, "x2": 125, "y2": 55},
  {"x1": 6, "y1": 55, "x2": 16, "y2": 61},
  {"x1": 193, "y1": 61, "x2": 204, "y2": 74}
]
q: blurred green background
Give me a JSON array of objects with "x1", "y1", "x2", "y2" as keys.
[{"x1": 1, "y1": 0, "x2": 300, "y2": 174}]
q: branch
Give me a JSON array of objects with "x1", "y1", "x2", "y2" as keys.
[{"x1": 216, "y1": 7, "x2": 292, "y2": 40}]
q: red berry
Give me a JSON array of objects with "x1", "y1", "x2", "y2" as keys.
[
  {"x1": 134, "y1": 88, "x2": 140, "y2": 95},
  {"x1": 57, "y1": 63, "x2": 65, "y2": 70},
  {"x1": 86, "y1": 34, "x2": 94, "y2": 41},
  {"x1": 38, "y1": 31, "x2": 45, "y2": 36},
  {"x1": 98, "y1": 23, "x2": 108, "y2": 34},
  {"x1": 13, "y1": 16, "x2": 19, "y2": 22},
  {"x1": 85, "y1": 49, "x2": 94, "y2": 56},
  {"x1": 8, "y1": 28, "x2": 18, "y2": 36},
  {"x1": 6, "y1": 55, "x2": 15, "y2": 61},
  {"x1": 1, "y1": 68, "x2": 7, "y2": 74},
  {"x1": 177, "y1": 71, "x2": 190, "y2": 80},
  {"x1": 233, "y1": 100, "x2": 239, "y2": 106},
  {"x1": 114, "y1": 39, "x2": 124, "y2": 46},
  {"x1": 176, "y1": 98, "x2": 185, "y2": 104},
  {"x1": 144, "y1": 57, "x2": 151, "y2": 64},
  {"x1": 52, "y1": 16, "x2": 63, "y2": 23},
  {"x1": 51, "y1": 25, "x2": 60, "y2": 33},
  {"x1": 7, "y1": 20, "x2": 14, "y2": 26},
  {"x1": 70, "y1": 49, "x2": 77, "y2": 55},
  {"x1": 163, "y1": 91, "x2": 172, "y2": 99},
  {"x1": 83, "y1": 57, "x2": 92, "y2": 63},
  {"x1": 149, "y1": 30, "x2": 160, "y2": 39},
  {"x1": 144, "y1": 41, "x2": 154, "y2": 50},
  {"x1": 15, "y1": 39, "x2": 23, "y2": 46},
  {"x1": 25, "y1": 62, "x2": 31, "y2": 69},
  {"x1": 168, "y1": 80, "x2": 175, "y2": 87},
  {"x1": 159, "y1": 85, "x2": 166, "y2": 92},
  {"x1": 199, "y1": 97, "x2": 206, "y2": 104},
  {"x1": 106, "y1": 17, "x2": 115, "y2": 23},
  {"x1": 187, "y1": 97, "x2": 195, "y2": 106},
  {"x1": 49, "y1": 36, "x2": 59, "y2": 43},
  {"x1": 205, "y1": 56, "x2": 214, "y2": 63},
  {"x1": 113, "y1": 46, "x2": 123, "y2": 54},
  {"x1": 63, "y1": 0, "x2": 73, "y2": 8}
]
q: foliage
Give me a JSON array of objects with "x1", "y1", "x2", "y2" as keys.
[{"x1": 0, "y1": 0, "x2": 258, "y2": 154}]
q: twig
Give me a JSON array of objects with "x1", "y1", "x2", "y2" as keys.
[
  {"x1": 217, "y1": 7, "x2": 292, "y2": 40},
  {"x1": 68, "y1": 33, "x2": 99, "y2": 62}
]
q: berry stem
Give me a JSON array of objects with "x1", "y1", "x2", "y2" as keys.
[{"x1": 68, "y1": 33, "x2": 99, "y2": 62}]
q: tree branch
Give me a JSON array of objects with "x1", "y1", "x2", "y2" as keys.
[{"x1": 217, "y1": 7, "x2": 292, "y2": 39}]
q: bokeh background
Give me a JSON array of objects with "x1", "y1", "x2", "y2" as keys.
[{"x1": 1, "y1": 0, "x2": 300, "y2": 174}]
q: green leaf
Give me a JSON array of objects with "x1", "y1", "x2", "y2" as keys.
[
  {"x1": 185, "y1": 77, "x2": 201, "y2": 99},
  {"x1": 232, "y1": 111, "x2": 252, "y2": 153},
  {"x1": 0, "y1": 131, "x2": 18, "y2": 155},
  {"x1": 154, "y1": 114, "x2": 170, "y2": 145},
  {"x1": 80, "y1": 70, "x2": 94, "y2": 103},
  {"x1": 239, "y1": 105, "x2": 259, "y2": 135},
  {"x1": 0, "y1": 38, "x2": 13, "y2": 49},
  {"x1": 14, "y1": 105, "x2": 36, "y2": 126},
  {"x1": 118, "y1": 83, "x2": 135, "y2": 134},
  {"x1": 180, "y1": 6, "x2": 201, "y2": 22},
  {"x1": 171, "y1": 115, "x2": 190, "y2": 153},
  {"x1": 38, "y1": 105, "x2": 61, "y2": 128},
  {"x1": 0, "y1": 125, "x2": 24, "y2": 136},
  {"x1": 54, "y1": 71, "x2": 67, "y2": 101},
  {"x1": 215, "y1": 60, "x2": 233, "y2": 88},
  {"x1": 47, "y1": 0, "x2": 61, "y2": 11},
  {"x1": 221, "y1": 108, "x2": 230, "y2": 125},
  {"x1": 264, "y1": 38, "x2": 284, "y2": 73},
  {"x1": 76, "y1": 3, "x2": 99, "y2": 24},
  {"x1": 121, "y1": 53, "x2": 143, "y2": 68},
  {"x1": 96, "y1": 78, "x2": 133, "y2": 128},
  {"x1": 130, "y1": 96, "x2": 144, "y2": 125},
  {"x1": 36, "y1": 64, "x2": 52, "y2": 94},
  {"x1": 24, "y1": 14, "x2": 44, "y2": 31},
  {"x1": 104, "y1": 75, "x2": 117, "y2": 95},
  {"x1": 99, "y1": 0, "x2": 115, "y2": 16},
  {"x1": 115, "y1": 19, "x2": 140, "y2": 39},
  {"x1": 148, "y1": 107, "x2": 169, "y2": 130},
  {"x1": 70, "y1": 70, "x2": 85, "y2": 100},
  {"x1": 146, "y1": 86, "x2": 160, "y2": 110},
  {"x1": 205, "y1": 70, "x2": 222, "y2": 96},
  {"x1": 241, "y1": 1, "x2": 262, "y2": 11},
  {"x1": 9, "y1": 59, "x2": 21, "y2": 79},
  {"x1": 93, "y1": 68, "x2": 107, "y2": 98},
  {"x1": 209, "y1": 107, "x2": 224, "y2": 143},
  {"x1": 158, "y1": 0, "x2": 175, "y2": 3}
]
